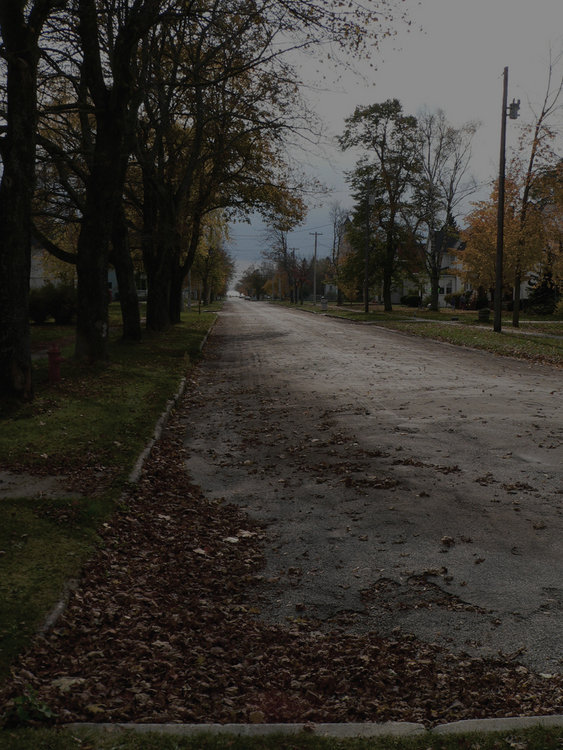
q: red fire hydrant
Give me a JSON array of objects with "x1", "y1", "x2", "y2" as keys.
[{"x1": 48, "y1": 344, "x2": 63, "y2": 384}]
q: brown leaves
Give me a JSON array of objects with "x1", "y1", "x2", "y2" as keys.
[{"x1": 1, "y1": 404, "x2": 562, "y2": 728}]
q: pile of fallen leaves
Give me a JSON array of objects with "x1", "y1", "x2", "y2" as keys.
[{"x1": 1, "y1": 400, "x2": 562, "y2": 728}]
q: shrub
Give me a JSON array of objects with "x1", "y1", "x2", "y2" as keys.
[
  {"x1": 29, "y1": 286, "x2": 52, "y2": 324},
  {"x1": 507, "y1": 298, "x2": 532, "y2": 312},
  {"x1": 527, "y1": 271, "x2": 559, "y2": 315},
  {"x1": 400, "y1": 294, "x2": 421, "y2": 307},
  {"x1": 29, "y1": 283, "x2": 77, "y2": 325},
  {"x1": 444, "y1": 291, "x2": 470, "y2": 309},
  {"x1": 50, "y1": 284, "x2": 77, "y2": 324},
  {"x1": 465, "y1": 288, "x2": 489, "y2": 310}
]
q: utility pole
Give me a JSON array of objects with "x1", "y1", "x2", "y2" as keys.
[
  {"x1": 494, "y1": 66, "x2": 520, "y2": 333},
  {"x1": 310, "y1": 232, "x2": 322, "y2": 305},
  {"x1": 364, "y1": 190, "x2": 372, "y2": 315},
  {"x1": 290, "y1": 248, "x2": 299, "y2": 304}
]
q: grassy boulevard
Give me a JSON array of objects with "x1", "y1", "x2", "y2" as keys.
[
  {"x1": 1, "y1": 301, "x2": 562, "y2": 749},
  {"x1": 283, "y1": 301, "x2": 563, "y2": 369}
]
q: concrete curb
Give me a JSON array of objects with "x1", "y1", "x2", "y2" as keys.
[
  {"x1": 128, "y1": 312, "x2": 218, "y2": 484},
  {"x1": 128, "y1": 375, "x2": 187, "y2": 484},
  {"x1": 431, "y1": 714, "x2": 563, "y2": 735},
  {"x1": 66, "y1": 722, "x2": 424, "y2": 738},
  {"x1": 66, "y1": 716, "x2": 563, "y2": 739},
  {"x1": 41, "y1": 314, "x2": 219, "y2": 634}
]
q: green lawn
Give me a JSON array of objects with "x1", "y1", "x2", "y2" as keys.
[
  {"x1": 0, "y1": 305, "x2": 219, "y2": 680},
  {"x1": 1, "y1": 725, "x2": 562, "y2": 750},
  {"x1": 289, "y1": 302, "x2": 563, "y2": 367}
]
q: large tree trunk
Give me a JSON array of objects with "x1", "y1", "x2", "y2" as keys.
[
  {"x1": 111, "y1": 205, "x2": 142, "y2": 341},
  {"x1": 430, "y1": 267, "x2": 440, "y2": 311},
  {"x1": 201, "y1": 275, "x2": 210, "y2": 306},
  {"x1": 144, "y1": 214, "x2": 175, "y2": 332},
  {"x1": 169, "y1": 266, "x2": 184, "y2": 324},
  {"x1": 75, "y1": 122, "x2": 124, "y2": 360},
  {"x1": 428, "y1": 231, "x2": 442, "y2": 312},
  {"x1": 0, "y1": 10, "x2": 41, "y2": 400},
  {"x1": 75, "y1": 226, "x2": 111, "y2": 361},
  {"x1": 146, "y1": 262, "x2": 173, "y2": 331},
  {"x1": 512, "y1": 269, "x2": 521, "y2": 328},
  {"x1": 383, "y1": 230, "x2": 394, "y2": 312}
]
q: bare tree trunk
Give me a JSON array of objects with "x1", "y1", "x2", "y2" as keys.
[
  {"x1": 74, "y1": 121, "x2": 123, "y2": 360},
  {"x1": 383, "y1": 230, "x2": 394, "y2": 312},
  {"x1": 169, "y1": 257, "x2": 186, "y2": 324},
  {"x1": 0, "y1": 67, "x2": 35, "y2": 399},
  {"x1": 146, "y1": 260, "x2": 172, "y2": 332},
  {"x1": 512, "y1": 270, "x2": 521, "y2": 328},
  {"x1": 111, "y1": 205, "x2": 142, "y2": 341},
  {"x1": 0, "y1": 2, "x2": 56, "y2": 399}
]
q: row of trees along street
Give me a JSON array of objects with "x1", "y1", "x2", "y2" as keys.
[
  {"x1": 240, "y1": 63, "x2": 562, "y2": 316},
  {"x1": 0, "y1": 0, "x2": 410, "y2": 401}
]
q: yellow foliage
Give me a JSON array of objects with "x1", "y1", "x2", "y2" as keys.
[{"x1": 460, "y1": 175, "x2": 546, "y2": 290}]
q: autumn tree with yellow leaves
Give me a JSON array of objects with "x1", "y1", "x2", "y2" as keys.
[
  {"x1": 460, "y1": 175, "x2": 545, "y2": 304},
  {"x1": 462, "y1": 51, "x2": 562, "y2": 319}
]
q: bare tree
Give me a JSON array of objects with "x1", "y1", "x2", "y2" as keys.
[
  {"x1": 510, "y1": 49, "x2": 563, "y2": 326},
  {"x1": 414, "y1": 109, "x2": 478, "y2": 311},
  {"x1": 329, "y1": 202, "x2": 348, "y2": 305},
  {"x1": 0, "y1": 0, "x2": 67, "y2": 399}
]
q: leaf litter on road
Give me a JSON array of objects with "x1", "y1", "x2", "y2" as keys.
[{"x1": 1, "y1": 394, "x2": 562, "y2": 728}]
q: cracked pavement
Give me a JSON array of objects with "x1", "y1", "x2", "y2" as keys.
[{"x1": 184, "y1": 299, "x2": 563, "y2": 675}]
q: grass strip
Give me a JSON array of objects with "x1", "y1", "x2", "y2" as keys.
[
  {"x1": 376, "y1": 321, "x2": 563, "y2": 367},
  {"x1": 295, "y1": 303, "x2": 563, "y2": 367},
  {"x1": 0, "y1": 306, "x2": 219, "y2": 679},
  {"x1": 1, "y1": 725, "x2": 562, "y2": 749}
]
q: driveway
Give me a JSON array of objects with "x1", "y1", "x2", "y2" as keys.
[{"x1": 184, "y1": 299, "x2": 563, "y2": 675}]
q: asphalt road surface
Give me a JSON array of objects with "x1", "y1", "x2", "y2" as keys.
[{"x1": 184, "y1": 299, "x2": 562, "y2": 675}]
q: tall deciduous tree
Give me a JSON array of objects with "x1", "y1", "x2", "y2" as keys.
[
  {"x1": 0, "y1": 0, "x2": 66, "y2": 400},
  {"x1": 73, "y1": 0, "x2": 167, "y2": 360},
  {"x1": 191, "y1": 214, "x2": 234, "y2": 304},
  {"x1": 134, "y1": 9, "x2": 303, "y2": 330},
  {"x1": 328, "y1": 202, "x2": 349, "y2": 305},
  {"x1": 460, "y1": 177, "x2": 544, "y2": 301},
  {"x1": 509, "y1": 50, "x2": 563, "y2": 326},
  {"x1": 236, "y1": 262, "x2": 271, "y2": 300},
  {"x1": 414, "y1": 109, "x2": 478, "y2": 310},
  {"x1": 340, "y1": 99, "x2": 420, "y2": 311},
  {"x1": 262, "y1": 210, "x2": 306, "y2": 302},
  {"x1": 536, "y1": 160, "x2": 563, "y2": 285}
]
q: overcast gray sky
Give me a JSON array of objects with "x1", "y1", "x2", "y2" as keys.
[{"x1": 229, "y1": 0, "x2": 563, "y2": 284}]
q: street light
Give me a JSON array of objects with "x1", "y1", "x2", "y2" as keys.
[{"x1": 494, "y1": 67, "x2": 520, "y2": 333}]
